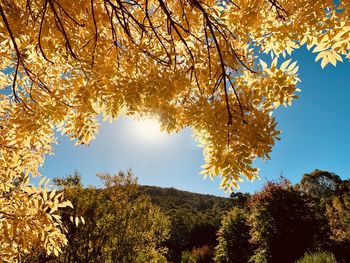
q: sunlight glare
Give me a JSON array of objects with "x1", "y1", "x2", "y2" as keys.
[{"x1": 132, "y1": 118, "x2": 166, "y2": 141}]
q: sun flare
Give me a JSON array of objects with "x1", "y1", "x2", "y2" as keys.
[{"x1": 132, "y1": 118, "x2": 165, "y2": 141}]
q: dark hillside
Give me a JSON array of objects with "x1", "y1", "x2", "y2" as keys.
[
  {"x1": 139, "y1": 185, "x2": 230, "y2": 211},
  {"x1": 138, "y1": 185, "x2": 232, "y2": 263}
]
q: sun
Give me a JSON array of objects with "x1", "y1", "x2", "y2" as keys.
[{"x1": 132, "y1": 117, "x2": 165, "y2": 141}]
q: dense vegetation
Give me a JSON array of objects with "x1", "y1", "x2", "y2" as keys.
[
  {"x1": 139, "y1": 185, "x2": 231, "y2": 262},
  {"x1": 26, "y1": 171, "x2": 170, "y2": 263},
  {"x1": 24, "y1": 169, "x2": 350, "y2": 263},
  {"x1": 215, "y1": 170, "x2": 350, "y2": 263}
]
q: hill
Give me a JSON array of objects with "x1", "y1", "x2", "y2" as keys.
[
  {"x1": 139, "y1": 185, "x2": 230, "y2": 211},
  {"x1": 138, "y1": 185, "x2": 232, "y2": 262}
]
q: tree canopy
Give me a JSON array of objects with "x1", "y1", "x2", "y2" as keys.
[
  {"x1": 297, "y1": 170, "x2": 342, "y2": 198},
  {"x1": 1, "y1": 0, "x2": 350, "y2": 260},
  {"x1": 214, "y1": 207, "x2": 253, "y2": 263},
  {"x1": 29, "y1": 171, "x2": 170, "y2": 263},
  {"x1": 248, "y1": 179, "x2": 318, "y2": 263}
]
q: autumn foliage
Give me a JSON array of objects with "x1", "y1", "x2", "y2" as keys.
[{"x1": 1, "y1": 0, "x2": 350, "y2": 260}]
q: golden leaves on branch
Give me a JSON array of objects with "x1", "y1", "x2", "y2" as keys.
[
  {"x1": 0, "y1": 171, "x2": 72, "y2": 262},
  {"x1": 0, "y1": 0, "x2": 349, "y2": 259}
]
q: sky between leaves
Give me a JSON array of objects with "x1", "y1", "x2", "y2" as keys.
[{"x1": 41, "y1": 47, "x2": 350, "y2": 197}]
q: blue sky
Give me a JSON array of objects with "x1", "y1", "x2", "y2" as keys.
[{"x1": 41, "y1": 47, "x2": 350, "y2": 197}]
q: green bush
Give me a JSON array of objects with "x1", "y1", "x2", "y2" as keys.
[{"x1": 295, "y1": 251, "x2": 337, "y2": 263}]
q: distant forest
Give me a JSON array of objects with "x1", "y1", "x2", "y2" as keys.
[{"x1": 26, "y1": 169, "x2": 350, "y2": 263}]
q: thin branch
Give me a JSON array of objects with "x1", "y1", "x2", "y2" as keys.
[
  {"x1": 48, "y1": 0, "x2": 79, "y2": 60},
  {"x1": 0, "y1": 3, "x2": 26, "y2": 106},
  {"x1": 90, "y1": 0, "x2": 98, "y2": 67},
  {"x1": 38, "y1": 0, "x2": 54, "y2": 64}
]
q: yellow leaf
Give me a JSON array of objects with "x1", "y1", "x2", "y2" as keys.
[
  {"x1": 321, "y1": 56, "x2": 329, "y2": 68},
  {"x1": 39, "y1": 177, "x2": 46, "y2": 186},
  {"x1": 280, "y1": 59, "x2": 292, "y2": 71}
]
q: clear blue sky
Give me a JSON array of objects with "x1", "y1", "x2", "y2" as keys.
[{"x1": 41, "y1": 47, "x2": 350, "y2": 197}]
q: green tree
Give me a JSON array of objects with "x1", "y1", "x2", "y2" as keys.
[
  {"x1": 297, "y1": 170, "x2": 341, "y2": 199},
  {"x1": 297, "y1": 170, "x2": 350, "y2": 261},
  {"x1": 214, "y1": 207, "x2": 253, "y2": 263},
  {"x1": 325, "y1": 180, "x2": 350, "y2": 262},
  {"x1": 29, "y1": 170, "x2": 170, "y2": 263},
  {"x1": 52, "y1": 171, "x2": 82, "y2": 188},
  {"x1": 296, "y1": 170, "x2": 347, "y2": 252},
  {"x1": 248, "y1": 178, "x2": 318, "y2": 263}
]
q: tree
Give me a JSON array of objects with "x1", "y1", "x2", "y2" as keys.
[
  {"x1": 52, "y1": 171, "x2": 82, "y2": 188},
  {"x1": 297, "y1": 172, "x2": 350, "y2": 261},
  {"x1": 166, "y1": 207, "x2": 196, "y2": 262},
  {"x1": 248, "y1": 178, "x2": 319, "y2": 263},
  {"x1": 27, "y1": 170, "x2": 170, "y2": 263},
  {"x1": 189, "y1": 221, "x2": 218, "y2": 250},
  {"x1": 229, "y1": 192, "x2": 250, "y2": 208},
  {"x1": 326, "y1": 194, "x2": 350, "y2": 242},
  {"x1": 1, "y1": 0, "x2": 350, "y2": 259},
  {"x1": 296, "y1": 170, "x2": 341, "y2": 250},
  {"x1": 214, "y1": 207, "x2": 253, "y2": 263},
  {"x1": 297, "y1": 169, "x2": 342, "y2": 199},
  {"x1": 325, "y1": 180, "x2": 350, "y2": 261}
]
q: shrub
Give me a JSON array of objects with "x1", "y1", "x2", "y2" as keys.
[{"x1": 295, "y1": 251, "x2": 337, "y2": 263}]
